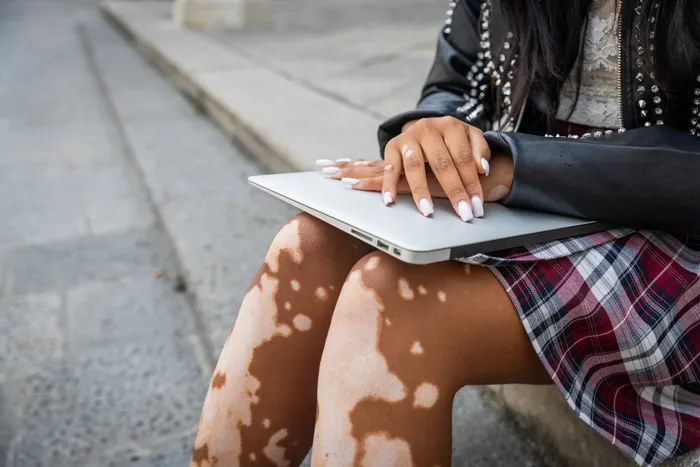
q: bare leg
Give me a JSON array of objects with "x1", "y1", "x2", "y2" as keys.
[
  {"x1": 312, "y1": 252, "x2": 551, "y2": 467},
  {"x1": 192, "y1": 214, "x2": 373, "y2": 467}
]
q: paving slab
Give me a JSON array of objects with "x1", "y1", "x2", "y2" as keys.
[
  {"x1": 6, "y1": 338, "x2": 206, "y2": 467},
  {"x1": 0, "y1": 293, "x2": 65, "y2": 374}
]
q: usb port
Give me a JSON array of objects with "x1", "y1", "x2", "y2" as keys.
[
  {"x1": 393, "y1": 248, "x2": 402, "y2": 256},
  {"x1": 376, "y1": 240, "x2": 389, "y2": 251}
]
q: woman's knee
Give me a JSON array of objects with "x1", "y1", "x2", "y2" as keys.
[{"x1": 264, "y1": 213, "x2": 370, "y2": 278}]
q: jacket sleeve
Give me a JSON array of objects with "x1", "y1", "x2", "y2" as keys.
[
  {"x1": 485, "y1": 126, "x2": 700, "y2": 234},
  {"x1": 377, "y1": 0, "x2": 491, "y2": 156}
]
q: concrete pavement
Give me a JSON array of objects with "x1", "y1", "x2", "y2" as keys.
[{"x1": 1, "y1": 0, "x2": 546, "y2": 465}]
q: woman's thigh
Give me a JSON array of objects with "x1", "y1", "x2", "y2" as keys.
[{"x1": 314, "y1": 251, "x2": 551, "y2": 464}]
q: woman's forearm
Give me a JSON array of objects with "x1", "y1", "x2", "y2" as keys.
[{"x1": 485, "y1": 126, "x2": 700, "y2": 233}]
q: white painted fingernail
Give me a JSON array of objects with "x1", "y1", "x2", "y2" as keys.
[
  {"x1": 336, "y1": 158, "x2": 352, "y2": 163},
  {"x1": 419, "y1": 198, "x2": 434, "y2": 217},
  {"x1": 383, "y1": 191, "x2": 393, "y2": 206},
  {"x1": 342, "y1": 178, "x2": 360, "y2": 186},
  {"x1": 471, "y1": 195, "x2": 484, "y2": 218},
  {"x1": 458, "y1": 201, "x2": 474, "y2": 222},
  {"x1": 481, "y1": 158, "x2": 490, "y2": 176},
  {"x1": 316, "y1": 159, "x2": 334, "y2": 167},
  {"x1": 322, "y1": 167, "x2": 340, "y2": 175}
]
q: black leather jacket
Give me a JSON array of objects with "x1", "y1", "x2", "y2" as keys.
[{"x1": 378, "y1": 0, "x2": 700, "y2": 234}]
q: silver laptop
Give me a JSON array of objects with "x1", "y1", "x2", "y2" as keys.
[{"x1": 249, "y1": 172, "x2": 607, "y2": 264}]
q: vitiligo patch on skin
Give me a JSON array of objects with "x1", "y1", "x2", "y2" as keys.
[
  {"x1": 417, "y1": 285, "x2": 427, "y2": 296},
  {"x1": 284, "y1": 301, "x2": 292, "y2": 311},
  {"x1": 398, "y1": 278, "x2": 415, "y2": 300},
  {"x1": 290, "y1": 280, "x2": 301, "y2": 291},
  {"x1": 385, "y1": 318, "x2": 392, "y2": 326},
  {"x1": 413, "y1": 383, "x2": 439, "y2": 409},
  {"x1": 293, "y1": 314, "x2": 312, "y2": 332},
  {"x1": 194, "y1": 272, "x2": 292, "y2": 465},
  {"x1": 437, "y1": 291, "x2": 447, "y2": 303},
  {"x1": 360, "y1": 433, "x2": 416, "y2": 467},
  {"x1": 410, "y1": 341, "x2": 424, "y2": 355},
  {"x1": 211, "y1": 372, "x2": 226, "y2": 390},
  {"x1": 314, "y1": 270, "x2": 407, "y2": 464},
  {"x1": 263, "y1": 429, "x2": 291, "y2": 467},
  {"x1": 249, "y1": 453, "x2": 257, "y2": 461},
  {"x1": 365, "y1": 256, "x2": 380, "y2": 271},
  {"x1": 263, "y1": 419, "x2": 271, "y2": 429},
  {"x1": 315, "y1": 287, "x2": 328, "y2": 300},
  {"x1": 486, "y1": 185, "x2": 510, "y2": 202},
  {"x1": 264, "y1": 219, "x2": 303, "y2": 273}
]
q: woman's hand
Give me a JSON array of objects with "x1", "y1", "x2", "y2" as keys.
[
  {"x1": 387, "y1": 116, "x2": 491, "y2": 221},
  {"x1": 316, "y1": 152, "x2": 514, "y2": 209},
  {"x1": 319, "y1": 116, "x2": 496, "y2": 221}
]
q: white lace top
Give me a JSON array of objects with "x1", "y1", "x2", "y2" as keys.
[{"x1": 556, "y1": 0, "x2": 620, "y2": 128}]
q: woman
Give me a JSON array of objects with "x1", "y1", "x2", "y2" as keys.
[{"x1": 191, "y1": 0, "x2": 700, "y2": 466}]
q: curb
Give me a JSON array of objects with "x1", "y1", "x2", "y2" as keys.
[{"x1": 101, "y1": 2, "x2": 296, "y2": 174}]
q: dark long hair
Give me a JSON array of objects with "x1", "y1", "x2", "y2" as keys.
[{"x1": 498, "y1": 0, "x2": 700, "y2": 130}]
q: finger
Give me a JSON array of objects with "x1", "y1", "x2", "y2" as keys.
[
  {"x1": 316, "y1": 158, "x2": 370, "y2": 169},
  {"x1": 467, "y1": 126, "x2": 491, "y2": 176},
  {"x1": 420, "y1": 131, "x2": 474, "y2": 222},
  {"x1": 354, "y1": 174, "x2": 448, "y2": 199},
  {"x1": 443, "y1": 126, "x2": 485, "y2": 218},
  {"x1": 400, "y1": 139, "x2": 434, "y2": 217},
  {"x1": 381, "y1": 142, "x2": 403, "y2": 206},
  {"x1": 322, "y1": 161, "x2": 385, "y2": 180}
]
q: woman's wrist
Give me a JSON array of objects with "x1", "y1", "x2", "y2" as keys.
[{"x1": 480, "y1": 152, "x2": 514, "y2": 202}]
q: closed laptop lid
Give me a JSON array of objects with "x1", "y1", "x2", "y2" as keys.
[{"x1": 250, "y1": 172, "x2": 605, "y2": 263}]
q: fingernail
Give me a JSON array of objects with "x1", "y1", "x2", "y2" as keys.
[
  {"x1": 419, "y1": 198, "x2": 434, "y2": 217},
  {"x1": 342, "y1": 178, "x2": 360, "y2": 186},
  {"x1": 336, "y1": 158, "x2": 352, "y2": 163},
  {"x1": 481, "y1": 158, "x2": 490, "y2": 176},
  {"x1": 458, "y1": 201, "x2": 474, "y2": 222},
  {"x1": 316, "y1": 159, "x2": 334, "y2": 167},
  {"x1": 383, "y1": 191, "x2": 393, "y2": 206},
  {"x1": 471, "y1": 195, "x2": 484, "y2": 218},
  {"x1": 322, "y1": 167, "x2": 340, "y2": 175}
]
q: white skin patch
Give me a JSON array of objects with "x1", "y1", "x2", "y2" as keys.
[
  {"x1": 360, "y1": 433, "x2": 416, "y2": 466},
  {"x1": 194, "y1": 272, "x2": 292, "y2": 464},
  {"x1": 410, "y1": 341, "x2": 424, "y2": 355},
  {"x1": 365, "y1": 256, "x2": 380, "y2": 271},
  {"x1": 284, "y1": 301, "x2": 291, "y2": 311},
  {"x1": 249, "y1": 453, "x2": 257, "y2": 461},
  {"x1": 398, "y1": 278, "x2": 415, "y2": 300},
  {"x1": 290, "y1": 280, "x2": 301, "y2": 291},
  {"x1": 417, "y1": 285, "x2": 427, "y2": 296},
  {"x1": 263, "y1": 429, "x2": 291, "y2": 467},
  {"x1": 293, "y1": 314, "x2": 312, "y2": 332},
  {"x1": 264, "y1": 219, "x2": 303, "y2": 273},
  {"x1": 413, "y1": 383, "x2": 439, "y2": 409},
  {"x1": 486, "y1": 185, "x2": 510, "y2": 202},
  {"x1": 385, "y1": 318, "x2": 391, "y2": 326},
  {"x1": 313, "y1": 270, "x2": 407, "y2": 464},
  {"x1": 315, "y1": 287, "x2": 328, "y2": 300},
  {"x1": 437, "y1": 291, "x2": 447, "y2": 303},
  {"x1": 263, "y1": 418, "x2": 271, "y2": 428}
]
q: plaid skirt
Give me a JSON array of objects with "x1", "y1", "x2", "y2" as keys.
[{"x1": 459, "y1": 229, "x2": 700, "y2": 466}]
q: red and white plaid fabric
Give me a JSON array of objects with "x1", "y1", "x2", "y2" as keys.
[{"x1": 460, "y1": 229, "x2": 700, "y2": 466}]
